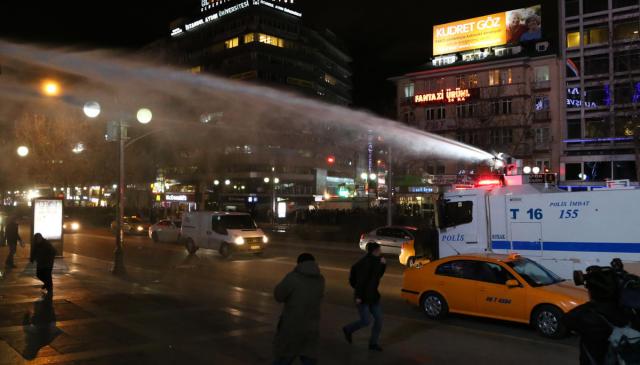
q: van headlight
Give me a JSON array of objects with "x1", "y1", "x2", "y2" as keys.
[
  {"x1": 71, "y1": 222, "x2": 80, "y2": 231},
  {"x1": 234, "y1": 236, "x2": 245, "y2": 245},
  {"x1": 263, "y1": 235, "x2": 269, "y2": 244},
  {"x1": 137, "y1": 226, "x2": 144, "y2": 232}
]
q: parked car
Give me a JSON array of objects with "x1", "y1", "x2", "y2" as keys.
[
  {"x1": 359, "y1": 226, "x2": 418, "y2": 256},
  {"x1": 181, "y1": 211, "x2": 268, "y2": 258},
  {"x1": 110, "y1": 216, "x2": 151, "y2": 236},
  {"x1": 149, "y1": 219, "x2": 181, "y2": 243}
]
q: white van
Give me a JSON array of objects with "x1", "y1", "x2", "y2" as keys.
[{"x1": 181, "y1": 212, "x2": 268, "y2": 258}]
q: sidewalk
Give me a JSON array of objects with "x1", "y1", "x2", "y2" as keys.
[{"x1": 0, "y1": 246, "x2": 578, "y2": 365}]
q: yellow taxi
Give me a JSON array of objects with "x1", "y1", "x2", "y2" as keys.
[{"x1": 401, "y1": 253, "x2": 588, "y2": 338}]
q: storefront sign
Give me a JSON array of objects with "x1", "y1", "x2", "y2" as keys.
[
  {"x1": 414, "y1": 88, "x2": 473, "y2": 104},
  {"x1": 433, "y1": 5, "x2": 542, "y2": 56},
  {"x1": 408, "y1": 186, "x2": 435, "y2": 194},
  {"x1": 166, "y1": 194, "x2": 189, "y2": 202}
]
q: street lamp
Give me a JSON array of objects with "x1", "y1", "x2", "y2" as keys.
[
  {"x1": 263, "y1": 177, "x2": 270, "y2": 183},
  {"x1": 41, "y1": 79, "x2": 61, "y2": 96},
  {"x1": 136, "y1": 108, "x2": 153, "y2": 124},
  {"x1": 273, "y1": 177, "x2": 280, "y2": 184},
  {"x1": 369, "y1": 173, "x2": 377, "y2": 181},
  {"x1": 224, "y1": 179, "x2": 231, "y2": 186},
  {"x1": 82, "y1": 101, "x2": 153, "y2": 275},
  {"x1": 213, "y1": 180, "x2": 220, "y2": 186},
  {"x1": 83, "y1": 101, "x2": 101, "y2": 118},
  {"x1": 16, "y1": 146, "x2": 29, "y2": 157}
]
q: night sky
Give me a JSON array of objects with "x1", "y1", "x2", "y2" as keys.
[{"x1": 1, "y1": 0, "x2": 557, "y2": 117}]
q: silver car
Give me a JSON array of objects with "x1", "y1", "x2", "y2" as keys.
[
  {"x1": 359, "y1": 226, "x2": 418, "y2": 255},
  {"x1": 149, "y1": 219, "x2": 181, "y2": 243}
]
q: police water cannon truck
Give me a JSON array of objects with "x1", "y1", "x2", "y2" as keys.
[{"x1": 434, "y1": 173, "x2": 640, "y2": 279}]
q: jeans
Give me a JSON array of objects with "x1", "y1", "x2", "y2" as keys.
[
  {"x1": 273, "y1": 356, "x2": 316, "y2": 365},
  {"x1": 5, "y1": 242, "x2": 16, "y2": 267},
  {"x1": 36, "y1": 267, "x2": 53, "y2": 293},
  {"x1": 344, "y1": 302, "x2": 383, "y2": 346}
]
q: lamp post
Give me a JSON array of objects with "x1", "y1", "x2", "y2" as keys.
[{"x1": 83, "y1": 102, "x2": 152, "y2": 275}]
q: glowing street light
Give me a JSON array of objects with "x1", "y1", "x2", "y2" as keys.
[
  {"x1": 213, "y1": 180, "x2": 220, "y2": 186},
  {"x1": 83, "y1": 101, "x2": 101, "y2": 118},
  {"x1": 273, "y1": 177, "x2": 280, "y2": 184},
  {"x1": 523, "y1": 166, "x2": 532, "y2": 174},
  {"x1": 72, "y1": 143, "x2": 85, "y2": 154},
  {"x1": 532, "y1": 166, "x2": 541, "y2": 174},
  {"x1": 17, "y1": 146, "x2": 29, "y2": 157},
  {"x1": 369, "y1": 173, "x2": 377, "y2": 181},
  {"x1": 136, "y1": 108, "x2": 153, "y2": 124},
  {"x1": 264, "y1": 177, "x2": 270, "y2": 183},
  {"x1": 224, "y1": 179, "x2": 231, "y2": 186},
  {"x1": 360, "y1": 172, "x2": 368, "y2": 180},
  {"x1": 41, "y1": 79, "x2": 61, "y2": 96}
]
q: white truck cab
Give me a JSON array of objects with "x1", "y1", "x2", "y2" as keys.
[
  {"x1": 436, "y1": 177, "x2": 640, "y2": 279},
  {"x1": 181, "y1": 212, "x2": 268, "y2": 258}
]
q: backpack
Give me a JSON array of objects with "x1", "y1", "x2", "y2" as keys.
[
  {"x1": 600, "y1": 315, "x2": 640, "y2": 365},
  {"x1": 349, "y1": 262, "x2": 358, "y2": 289}
]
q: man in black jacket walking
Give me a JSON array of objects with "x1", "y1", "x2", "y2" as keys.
[
  {"x1": 4, "y1": 217, "x2": 23, "y2": 268},
  {"x1": 342, "y1": 242, "x2": 386, "y2": 351},
  {"x1": 30, "y1": 233, "x2": 56, "y2": 297}
]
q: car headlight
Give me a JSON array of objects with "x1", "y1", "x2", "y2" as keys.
[
  {"x1": 262, "y1": 235, "x2": 269, "y2": 244},
  {"x1": 63, "y1": 223, "x2": 67, "y2": 229},
  {"x1": 71, "y1": 222, "x2": 80, "y2": 231},
  {"x1": 234, "y1": 236, "x2": 245, "y2": 245},
  {"x1": 137, "y1": 226, "x2": 144, "y2": 232}
]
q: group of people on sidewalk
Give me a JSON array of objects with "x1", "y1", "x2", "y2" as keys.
[
  {"x1": 3, "y1": 217, "x2": 57, "y2": 297},
  {"x1": 272, "y1": 242, "x2": 386, "y2": 365}
]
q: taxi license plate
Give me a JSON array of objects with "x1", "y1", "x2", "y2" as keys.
[{"x1": 251, "y1": 245, "x2": 260, "y2": 250}]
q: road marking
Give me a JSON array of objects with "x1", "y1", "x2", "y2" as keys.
[{"x1": 261, "y1": 256, "x2": 404, "y2": 278}]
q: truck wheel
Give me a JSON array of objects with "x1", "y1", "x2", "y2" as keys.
[
  {"x1": 532, "y1": 305, "x2": 567, "y2": 338},
  {"x1": 151, "y1": 232, "x2": 159, "y2": 243},
  {"x1": 185, "y1": 239, "x2": 198, "y2": 255},
  {"x1": 421, "y1": 292, "x2": 448, "y2": 320},
  {"x1": 219, "y1": 243, "x2": 231, "y2": 259}
]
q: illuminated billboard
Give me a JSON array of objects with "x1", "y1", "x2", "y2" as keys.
[
  {"x1": 433, "y1": 5, "x2": 542, "y2": 56},
  {"x1": 33, "y1": 198, "x2": 63, "y2": 241}
]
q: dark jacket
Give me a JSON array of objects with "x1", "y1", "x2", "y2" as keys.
[
  {"x1": 351, "y1": 254, "x2": 386, "y2": 304},
  {"x1": 30, "y1": 239, "x2": 56, "y2": 268},
  {"x1": 5, "y1": 222, "x2": 20, "y2": 245},
  {"x1": 273, "y1": 260, "x2": 325, "y2": 359},
  {"x1": 563, "y1": 301, "x2": 630, "y2": 365}
]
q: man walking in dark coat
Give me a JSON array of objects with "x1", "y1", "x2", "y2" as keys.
[
  {"x1": 273, "y1": 253, "x2": 325, "y2": 365},
  {"x1": 30, "y1": 233, "x2": 57, "y2": 297},
  {"x1": 4, "y1": 217, "x2": 23, "y2": 268},
  {"x1": 343, "y1": 242, "x2": 386, "y2": 351}
]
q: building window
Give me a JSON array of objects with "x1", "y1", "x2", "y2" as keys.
[
  {"x1": 404, "y1": 82, "x2": 415, "y2": 98},
  {"x1": 585, "y1": 118, "x2": 610, "y2": 138},
  {"x1": 488, "y1": 70, "x2": 500, "y2": 86},
  {"x1": 456, "y1": 103, "x2": 475, "y2": 118},
  {"x1": 584, "y1": 0, "x2": 609, "y2": 14},
  {"x1": 567, "y1": 119, "x2": 582, "y2": 139},
  {"x1": 535, "y1": 128, "x2": 550, "y2": 145},
  {"x1": 613, "y1": 161, "x2": 636, "y2": 180},
  {"x1": 501, "y1": 69, "x2": 512, "y2": 85},
  {"x1": 225, "y1": 37, "x2": 239, "y2": 49},
  {"x1": 426, "y1": 106, "x2": 446, "y2": 120},
  {"x1": 244, "y1": 33, "x2": 255, "y2": 43},
  {"x1": 490, "y1": 128, "x2": 513, "y2": 145},
  {"x1": 493, "y1": 98, "x2": 512, "y2": 114},
  {"x1": 535, "y1": 159, "x2": 550, "y2": 170},
  {"x1": 584, "y1": 161, "x2": 612, "y2": 181},
  {"x1": 468, "y1": 74, "x2": 479, "y2": 88},
  {"x1": 567, "y1": 31, "x2": 581, "y2": 48},
  {"x1": 614, "y1": 50, "x2": 640, "y2": 72},
  {"x1": 425, "y1": 108, "x2": 435, "y2": 121},
  {"x1": 437, "y1": 106, "x2": 446, "y2": 120},
  {"x1": 584, "y1": 27, "x2": 609, "y2": 45},
  {"x1": 324, "y1": 73, "x2": 337, "y2": 86},
  {"x1": 614, "y1": 0, "x2": 639, "y2": 8},
  {"x1": 534, "y1": 66, "x2": 550, "y2": 82},
  {"x1": 258, "y1": 33, "x2": 285, "y2": 47},
  {"x1": 535, "y1": 95, "x2": 550, "y2": 111},
  {"x1": 456, "y1": 75, "x2": 467, "y2": 88},
  {"x1": 565, "y1": 0, "x2": 579, "y2": 17},
  {"x1": 614, "y1": 21, "x2": 640, "y2": 41},
  {"x1": 584, "y1": 55, "x2": 610, "y2": 75}
]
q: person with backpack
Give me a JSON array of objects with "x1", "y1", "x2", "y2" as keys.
[
  {"x1": 30, "y1": 233, "x2": 57, "y2": 297},
  {"x1": 273, "y1": 253, "x2": 325, "y2": 365},
  {"x1": 342, "y1": 242, "x2": 386, "y2": 352},
  {"x1": 564, "y1": 266, "x2": 639, "y2": 365}
]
